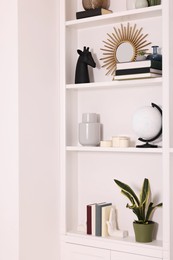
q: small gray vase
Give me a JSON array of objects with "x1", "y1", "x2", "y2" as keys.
[{"x1": 79, "y1": 113, "x2": 101, "y2": 146}]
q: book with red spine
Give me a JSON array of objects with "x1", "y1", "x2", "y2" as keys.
[{"x1": 86, "y1": 204, "x2": 92, "y2": 235}]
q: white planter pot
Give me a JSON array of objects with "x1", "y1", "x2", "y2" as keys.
[
  {"x1": 135, "y1": 0, "x2": 148, "y2": 8},
  {"x1": 126, "y1": 0, "x2": 136, "y2": 10}
]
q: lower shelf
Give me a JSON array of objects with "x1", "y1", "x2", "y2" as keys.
[{"x1": 64, "y1": 231, "x2": 163, "y2": 258}]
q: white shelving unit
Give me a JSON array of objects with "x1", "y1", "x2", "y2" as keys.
[{"x1": 60, "y1": 1, "x2": 173, "y2": 259}]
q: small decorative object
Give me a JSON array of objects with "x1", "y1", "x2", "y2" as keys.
[
  {"x1": 132, "y1": 103, "x2": 162, "y2": 148},
  {"x1": 126, "y1": 0, "x2": 136, "y2": 10},
  {"x1": 100, "y1": 23, "x2": 151, "y2": 76},
  {"x1": 114, "y1": 178, "x2": 163, "y2": 242},
  {"x1": 146, "y1": 45, "x2": 162, "y2": 62},
  {"x1": 136, "y1": 50, "x2": 147, "y2": 61},
  {"x1": 112, "y1": 136, "x2": 130, "y2": 148},
  {"x1": 100, "y1": 140, "x2": 112, "y2": 147},
  {"x1": 82, "y1": 0, "x2": 110, "y2": 10},
  {"x1": 75, "y1": 46, "x2": 96, "y2": 84},
  {"x1": 76, "y1": 8, "x2": 112, "y2": 19},
  {"x1": 148, "y1": 0, "x2": 161, "y2": 6},
  {"x1": 79, "y1": 113, "x2": 101, "y2": 146},
  {"x1": 106, "y1": 207, "x2": 128, "y2": 238},
  {"x1": 135, "y1": 0, "x2": 148, "y2": 8}
]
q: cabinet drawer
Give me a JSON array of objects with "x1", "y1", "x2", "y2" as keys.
[
  {"x1": 64, "y1": 243, "x2": 110, "y2": 260},
  {"x1": 111, "y1": 250, "x2": 162, "y2": 260}
]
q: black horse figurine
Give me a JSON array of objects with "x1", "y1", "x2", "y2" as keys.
[{"x1": 75, "y1": 46, "x2": 96, "y2": 84}]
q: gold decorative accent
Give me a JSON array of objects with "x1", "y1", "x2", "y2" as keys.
[{"x1": 100, "y1": 23, "x2": 151, "y2": 76}]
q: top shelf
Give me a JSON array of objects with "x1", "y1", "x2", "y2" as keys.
[{"x1": 66, "y1": 5, "x2": 162, "y2": 30}]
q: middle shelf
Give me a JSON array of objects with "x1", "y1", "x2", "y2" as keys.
[
  {"x1": 66, "y1": 146, "x2": 162, "y2": 153},
  {"x1": 66, "y1": 80, "x2": 163, "y2": 148},
  {"x1": 66, "y1": 78, "x2": 162, "y2": 90}
]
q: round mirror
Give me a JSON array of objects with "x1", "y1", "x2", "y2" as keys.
[
  {"x1": 116, "y1": 42, "x2": 135, "y2": 63},
  {"x1": 100, "y1": 23, "x2": 151, "y2": 76}
]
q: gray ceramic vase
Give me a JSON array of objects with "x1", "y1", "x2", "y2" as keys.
[{"x1": 79, "y1": 113, "x2": 101, "y2": 146}]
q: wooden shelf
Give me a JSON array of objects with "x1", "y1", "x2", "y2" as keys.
[{"x1": 66, "y1": 5, "x2": 162, "y2": 30}]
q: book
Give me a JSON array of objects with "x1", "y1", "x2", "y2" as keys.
[
  {"x1": 116, "y1": 67, "x2": 162, "y2": 76},
  {"x1": 91, "y1": 204, "x2": 96, "y2": 235},
  {"x1": 87, "y1": 203, "x2": 103, "y2": 235},
  {"x1": 76, "y1": 8, "x2": 112, "y2": 19},
  {"x1": 101, "y1": 205, "x2": 112, "y2": 237},
  {"x1": 113, "y1": 73, "x2": 162, "y2": 80},
  {"x1": 116, "y1": 60, "x2": 162, "y2": 70},
  {"x1": 86, "y1": 204, "x2": 93, "y2": 235},
  {"x1": 95, "y1": 202, "x2": 112, "y2": 236}
]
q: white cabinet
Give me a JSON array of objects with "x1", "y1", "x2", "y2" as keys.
[
  {"x1": 64, "y1": 243, "x2": 162, "y2": 260},
  {"x1": 59, "y1": 0, "x2": 173, "y2": 259}
]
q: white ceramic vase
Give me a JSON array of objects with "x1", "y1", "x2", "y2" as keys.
[{"x1": 135, "y1": 0, "x2": 148, "y2": 8}]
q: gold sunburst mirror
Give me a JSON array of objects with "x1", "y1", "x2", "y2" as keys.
[{"x1": 100, "y1": 23, "x2": 151, "y2": 76}]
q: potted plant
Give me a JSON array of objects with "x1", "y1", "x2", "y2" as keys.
[
  {"x1": 114, "y1": 178, "x2": 162, "y2": 242},
  {"x1": 148, "y1": 0, "x2": 161, "y2": 6},
  {"x1": 136, "y1": 50, "x2": 147, "y2": 61}
]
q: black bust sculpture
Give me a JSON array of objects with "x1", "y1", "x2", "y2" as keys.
[{"x1": 75, "y1": 46, "x2": 96, "y2": 84}]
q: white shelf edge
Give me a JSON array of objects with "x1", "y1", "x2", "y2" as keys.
[
  {"x1": 64, "y1": 232, "x2": 163, "y2": 258},
  {"x1": 66, "y1": 78, "x2": 162, "y2": 90},
  {"x1": 170, "y1": 148, "x2": 173, "y2": 153},
  {"x1": 66, "y1": 5, "x2": 162, "y2": 29},
  {"x1": 65, "y1": 231, "x2": 163, "y2": 248},
  {"x1": 66, "y1": 146, "x2": 162, "y2": 153}
]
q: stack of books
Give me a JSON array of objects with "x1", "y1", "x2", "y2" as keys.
[
  {"x1": 76, "y1": 8, "x2": 112, "y2": 19},
  {"x1": 113, "y1": 60, "x2": 162, "y2": 80},
  {"x1": 86, "y1": 202, "x2": 112, "y2": 237}
]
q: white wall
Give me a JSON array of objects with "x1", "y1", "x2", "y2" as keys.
[
  {"x1": 0, "y1": 1, "x2": 19, "y2": 260},
  {"x1": 19, "y1": 0, "x2": 60, "y2": 259},
  {"x1": 0, "y1": 0, "x2": 60, "y2": 259}
]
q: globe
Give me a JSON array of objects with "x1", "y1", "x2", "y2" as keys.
[{"x1": 132, "y1": 103, "x2": 162, "y2": 148}]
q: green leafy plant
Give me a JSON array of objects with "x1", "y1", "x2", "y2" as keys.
[
  {"x1": 114, "y1": 178, "x2": 162, "y2": 224},
  {"x1": 137, "y1": 50, "x2": 146, "y2": 56}
]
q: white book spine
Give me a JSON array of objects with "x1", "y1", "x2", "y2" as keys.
[
  {"x1": 91, "y1": 204, "x2": 96, "y2": 235},
  {"x1": 116, "y1": 60, "x2": 152, "y2": 70},
  {"x1": 101, "y1": 205, "x2": 112, "y2": 237},
  {"x1": 113, "y1": 73, "x2": 162, "y2": 80}
]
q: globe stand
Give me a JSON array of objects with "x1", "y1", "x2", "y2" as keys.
[
  {"x1": 136, "y1": 140, "x2": 159, "y2": 148},
  {"x1": 136, "y1": 103, "x2": 162, "y2": 148}
]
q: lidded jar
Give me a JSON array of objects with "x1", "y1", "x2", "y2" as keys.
[{"x1": 79, "y1": 113, "x2": 101, "y2": 146}]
